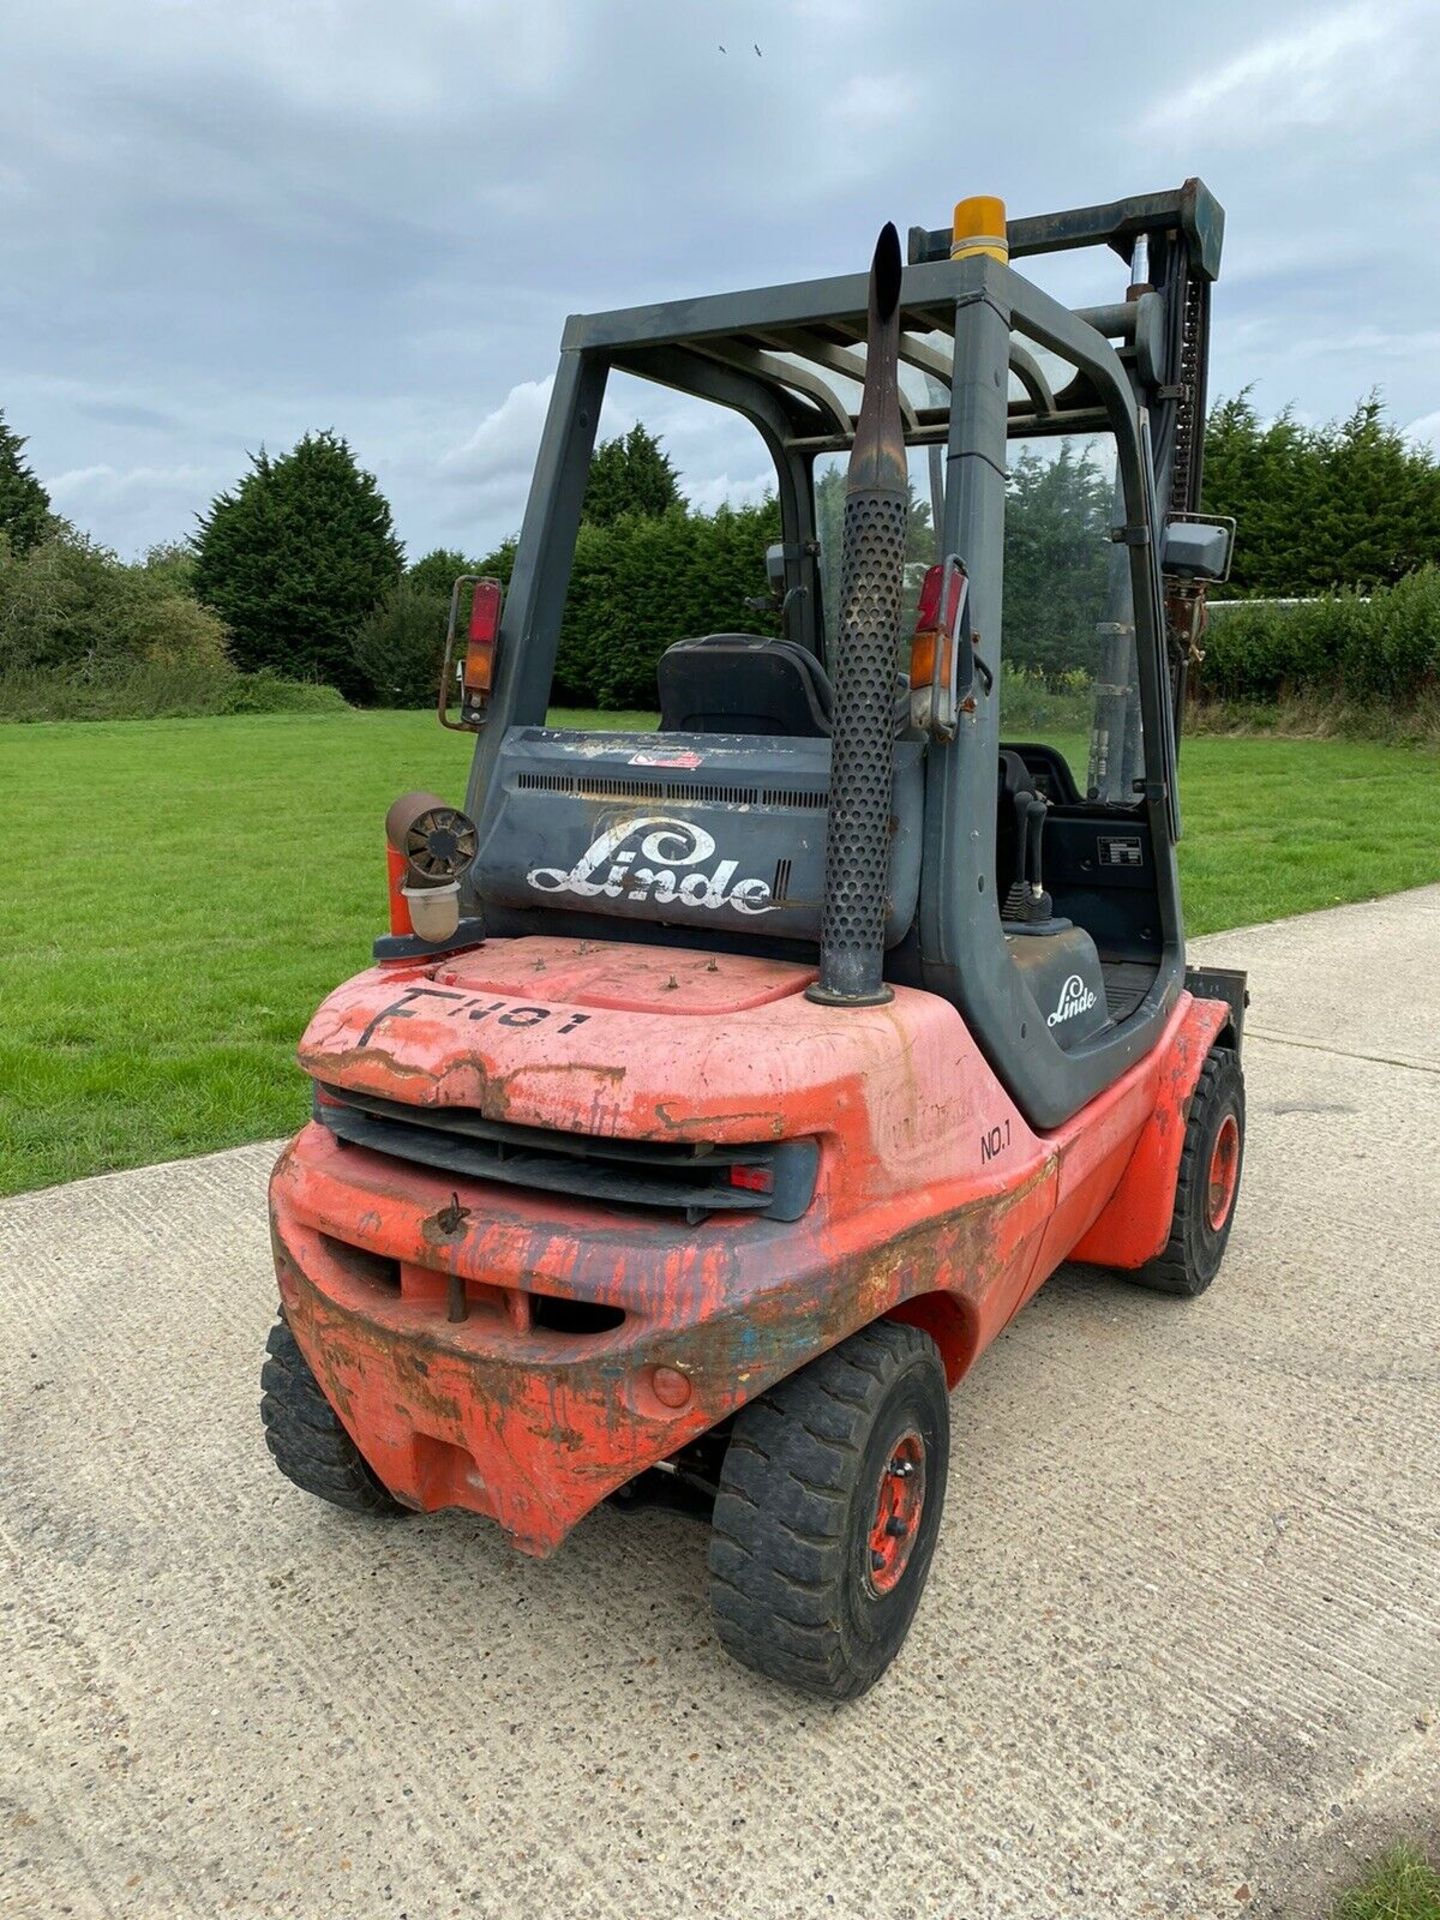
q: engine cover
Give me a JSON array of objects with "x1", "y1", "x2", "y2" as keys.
[{"x1": 474, "y1": 726, "x2": 924, "y2": 947}]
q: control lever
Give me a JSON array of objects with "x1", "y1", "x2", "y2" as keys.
[{"x1": 1017, "y1": 793, "x2": 1054, "y2": 923}]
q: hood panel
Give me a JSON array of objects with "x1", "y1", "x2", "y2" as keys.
[
  {"x1": 431, "y1": 937, "x2": 814, "y2": 1016},
  {"x1": 295, "y1": 935, "x2": 994, "y2": 1169}
]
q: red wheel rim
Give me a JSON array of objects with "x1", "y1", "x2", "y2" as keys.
[
  {"x1": 1206, "y1": 1113, "x2": 1241, "y2": 1231},
  {"x1": 866, "y1": 1430, "x2": 926, "y2": 1595}
]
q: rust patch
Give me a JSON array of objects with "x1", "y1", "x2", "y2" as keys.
[{"x1": 304, "y1": 1045, "x2": 439, "y2": 1088}]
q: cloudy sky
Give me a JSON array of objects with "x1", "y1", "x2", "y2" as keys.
[{"x1": 4, "y1": 0, "x2": 1438, "y2": 560}]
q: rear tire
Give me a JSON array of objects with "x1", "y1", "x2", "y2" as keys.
[
  {"x1": 1128, "y1": 1045, "x2": 1245, "y2": 1297},
  {"x1": 707, "y1": 1320, "x2": 949, "y2": 1700},
  {"x1": 260, "y1": 1312, "x2": 408, "y2": 1517}
]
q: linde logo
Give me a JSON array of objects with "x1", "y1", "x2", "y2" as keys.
[
  {"x1": 527, "y1": 816, "x2": 777, "y2": 915},
  {"x1": 1047, "y1": 973, "x2": 1098, "y2": 1027}
]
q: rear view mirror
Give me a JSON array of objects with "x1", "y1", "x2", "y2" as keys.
[{"x1": 1161, "y1": 513, "x2": 1235, "y2": 583}]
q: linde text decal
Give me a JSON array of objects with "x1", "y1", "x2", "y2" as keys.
[
  {"x1": 1047, "y1": 973, "x2": 1098, "y2": 1028},
  {"x1": 527, "y1": 817, "x2": 776, "y2": 915}
]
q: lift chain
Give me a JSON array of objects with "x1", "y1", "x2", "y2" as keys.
[
  {"x1": 1167, "y1": 269, "x2": 1206, "y2": 520},
  {"x1": 1162, "y1": 268, "x2": 1209, "y2": 701}
]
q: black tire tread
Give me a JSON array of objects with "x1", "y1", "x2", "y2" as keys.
[
  {"x1": 260, "y1": 1314, "x2": 408, "y2": 1517},
  {"x1": 1130, "y1": 1046, "x2": 1244, "y2": 1297},
  {"x1": 708, "y1": 1320, "x2": 943, "y2": 1700}
]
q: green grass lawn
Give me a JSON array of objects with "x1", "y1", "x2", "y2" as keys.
[
  {"x1": 3, "y1": 710, "x2": 1438, "y2": 1196},
  {"x1": 1335, "y1": 1847, "x2": 1440, "y2": 1920}
]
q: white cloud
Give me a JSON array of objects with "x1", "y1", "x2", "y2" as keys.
[
  {"x1": 3, "y1": 0, "x2": 1439, "y2": 558},
  {"x1": 39, "y1": 461, "x2": 224, "y2": 555},
  {"x1": 1300, "y1": 327, "x2": 1440, "y2": 359},
  {"x1": 1140, "y1": 4, "x2": 1413, "y2": 142},
  {"x1": 436, "y1": 375, "x2": 785, "y2": 543},
  {"x1": 441, "y1": 377, "x2": 554, "y2": 484},
  {"x1": 684, "y1": 469, "x2": 775, "y2": 516}
]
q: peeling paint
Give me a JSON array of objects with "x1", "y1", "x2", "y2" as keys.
[{"x1": 270, "y1": 932, "x2": 1222, "y2": 1557}]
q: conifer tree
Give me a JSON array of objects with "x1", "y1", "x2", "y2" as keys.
[
  {"x1": 194, "y1": 431, "x2": 403, "y2": 696},
  {"x1": 583, "y1": 425, "x2": 685, "y2": 525},
  {"x1": 0, "y1": 410, "x2": 52, "y2": 555}
]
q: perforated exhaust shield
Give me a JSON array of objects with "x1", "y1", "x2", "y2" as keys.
[{"x1": 809, "y1": 224, "x2": 909, "y2": 1006}]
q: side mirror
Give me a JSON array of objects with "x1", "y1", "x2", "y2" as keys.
[
  {"x1": 1161, "y1": 513, "x2": 1235, "y2": 583},
  {"x1": 746, "y1": 542, "x2": 810, "y2": 620}
]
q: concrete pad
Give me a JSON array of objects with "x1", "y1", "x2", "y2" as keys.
[
  {"x1": 1199, "y1": 884, "x2": 1440, "y2": 1072},
  {"x1": 4, "y1": 889, "x2": 1438, "y2": 1920}
]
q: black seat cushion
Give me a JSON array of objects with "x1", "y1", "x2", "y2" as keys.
[{"x1": 657, "y1": 634, "x2": 833, "y2": 737}]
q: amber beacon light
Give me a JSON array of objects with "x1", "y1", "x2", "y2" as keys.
[{"x1": 951, "y1": 195, "x2": 1009, "y2": 264}]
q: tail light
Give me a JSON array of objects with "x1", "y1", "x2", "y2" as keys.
[
  {"x1": 464, "y1": 580, "x2": 502, "y2": 698},
  {"x1": 438, "y1": 575, "x2": 504, "y2": 731},
  {"x1": 909, "y1": 556, "x2": 971, "y2": 741},
  {"x1": 728, "y1": 1163, "x2": 775, "y2": 1195}
]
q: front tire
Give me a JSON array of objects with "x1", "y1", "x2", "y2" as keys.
[
  {"x1": 707, "y1": 1320, "x2": 949, "y2": 1700},
  {"x1": 1129, "y1": 1045, "x2": 1246, "y2": 1297},
  {"x1": 260, "y1": 1312, "x2": 408, "y2": 1517}
]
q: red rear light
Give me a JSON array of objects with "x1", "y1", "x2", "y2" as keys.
[
  {"x1": 728, "y1": 1163, "x2": 774, "y2": 1194},
  {"x1": 915, "y1": 562, "x2": 943, "y2": 631},
  {"x1": 465, "y1": 579, "x2": 503, "y2": 699},
  {"x1": 909, "y1": 556, "x2": 969, "y2": 741},
  {"x1": 439, "y1": 574, "x2": 505, "y2": 732},
  {"x1": 913, "y1": 561, "x2": 963, "y2": 644}
]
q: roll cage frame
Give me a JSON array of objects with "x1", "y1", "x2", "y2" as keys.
[{"x1": 462, "y1": 182, "x2": 1223, "y2": 1129}]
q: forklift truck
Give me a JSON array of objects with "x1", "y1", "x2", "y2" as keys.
[{"x1": 262, "y1": 183, "x2": 1248, "y2": 1698}]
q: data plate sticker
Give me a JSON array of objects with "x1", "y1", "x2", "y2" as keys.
[{"x1": 1097, "y1": 834, "x2": 1144, "y2": 868}]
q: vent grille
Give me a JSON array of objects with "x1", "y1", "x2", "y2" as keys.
[
  {"x1": 515, "y1": 771, "x2": 828, "y2": 810},
  {"x1": 314, "y1": 1086, "x2": 819, "y2": 1223}
]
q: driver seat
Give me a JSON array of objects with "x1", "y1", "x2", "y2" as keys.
[{"x1": 657, "y1": 634, "x2": 833, "y2": 737}]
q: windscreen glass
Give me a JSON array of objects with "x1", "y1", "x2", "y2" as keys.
[
  {"x1": 1000, "y1": 429, "x2": 1144, "y2": 804},
  {"x1": 813, "y1": 447, "x2": 940, "y2": 655}
]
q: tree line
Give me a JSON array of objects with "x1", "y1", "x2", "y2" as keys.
[
  {"x1": 1203, "y1": 392, "x2": 1440, "y2": 595},
  {"x1": 2, "y1": 388, "x2": 1438, "y2": 718},
  {"x1": 0, "y1": 414, "x2": 787, "y2": 713}
]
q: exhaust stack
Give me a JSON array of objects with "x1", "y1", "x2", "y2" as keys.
[{"x1": 808, "y1": 223, "x2": 909, "y2": 1008}]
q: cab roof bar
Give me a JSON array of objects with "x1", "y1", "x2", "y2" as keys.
[{"x1": 907, "y1": 178, "x2": 1224, "y2": 282}]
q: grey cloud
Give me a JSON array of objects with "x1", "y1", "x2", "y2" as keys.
[
  {"x1": 76, "y1": 401, "x2": 181, "y2": 431},
  {"x1": 2, "y1": 0, "x2": 1436, "y2": 560}
]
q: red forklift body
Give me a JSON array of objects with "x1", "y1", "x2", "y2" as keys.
[
  {"x1": 262, "y1": 185, "x2": 1248, "y2": 1695},
  {"x1": 272, "y1": 937, "x2": 1227, "y2": 1555}
]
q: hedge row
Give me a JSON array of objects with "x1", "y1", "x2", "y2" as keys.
[
  {"x1": 0, "y1": 661, "x2": 347, "y2": 723},
  {"x1": 553, "y1": 502, "x2": 781, "y2": 707},
  {"x1": 0, "y1": 531, "x2": 229, "y2": 678},
  {"x1": 1200, "y1": 565, "x2": 1440, "y2": 705},
  {"x1": 351, "y1": 502, "x2": 786, "y2": 712}
]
